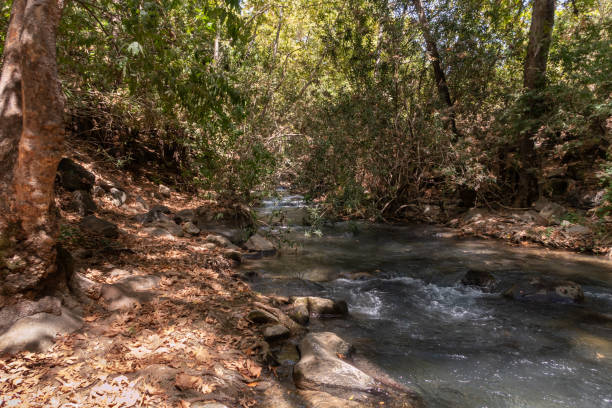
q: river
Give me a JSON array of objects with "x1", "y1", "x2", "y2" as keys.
[{"x1": 241, "y1": 191, "x2": 612, "y2": 408}]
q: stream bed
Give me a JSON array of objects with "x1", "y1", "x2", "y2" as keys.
[{"x1": 242, "y1": 192, "x2": 612, "y2": 408}]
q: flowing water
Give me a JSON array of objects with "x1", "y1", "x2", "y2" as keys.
[{"x1": 243, "y1": 191, "x2": 612, "y2": 408}]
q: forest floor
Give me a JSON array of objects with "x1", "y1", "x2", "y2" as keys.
[{"x1": 0, "y1": 143, "x2": 303, "y2": 408}]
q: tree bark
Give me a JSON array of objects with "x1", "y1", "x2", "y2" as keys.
[
  {"x1": 517, "y1": 0, "x2": 556, "y2": 206},
  {"x1": 1, "y1": 0, "x2": 65, "y2": 297},
  {"x1": 411, "y1": 0, "x2": 459, "y2": 138}
]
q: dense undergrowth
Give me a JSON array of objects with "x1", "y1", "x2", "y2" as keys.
[{"x1": 1, "y1": 0, "x2": 611, "y2": 218}]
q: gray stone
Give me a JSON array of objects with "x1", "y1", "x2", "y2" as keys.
[
  {"x1": 158, "y1": 184, "x2": 171, "y2": 198},
  {"x1": 143, "y1": 227, "x2": 176, "y2": 239},
  {"x1": 0, "y1": 297, "x2": 62, "y2": 333},
  {"x1": 244, "y1": 234, "x2": 276, "y2": 255},
  {"x1": 110, "y1": 187, "x2": 127, "y2": 207},
  {"x1": 79, "y1": 216, "x2": 119, "y2": 238},
  {"x1": 567, "y1": 224, "x2": 591, "y2": 235},
  {"x1": 69, "y1": 272, "x2": 102, "y2": 300},
  {"x1": 57, "y1": 158, "x2": 95, "y2": 191},
  {"x1": 293, "y1": 332, "x2": 375, "y2": 392},
  {"x1": 206, "y1": 234, "x2": 236, "y2": 248},
  {"x1": 534, "y1": 199, "x2": 565, "y2": 222},
  {"x1": 263, "y1": 324, "x2": 290, "y2": 342},
  {"x1": 0, "y1": 307, "x2": 83, "y2": 354},
  {"x1": 191, "y1": 403, "x2": 229, "y2": 408},
  {"x1": 151, "y1": 220, "x2": 183, "y2": 237},
  {"x1": 101, "y1": 275, "x2": 160, "y2": 311}
]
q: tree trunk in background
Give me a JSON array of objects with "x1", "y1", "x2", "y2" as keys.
[
  {"x1": 517, "y1": 0, "x2": 556, "y2": 207},
  {"x1": 411, "y1": 0, "x2": 459, "y2": 139},
  {"x1": 0, "y1": 0, "x2": 65, "y2": 298}
]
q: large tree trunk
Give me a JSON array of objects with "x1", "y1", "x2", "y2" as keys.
[
  {"x1": 516, "y1": 0, "x2": 556, "y2": 207},
  {"x1": 411, "y1": 0, "x2": 459, "y2": 139},
  {"x1": 0, "y1": 0, "x2": 65, "y2": 299}
]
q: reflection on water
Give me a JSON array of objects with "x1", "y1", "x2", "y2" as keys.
[{"x1": 244, "y1": 194, "x2": 612, "y2": 408}]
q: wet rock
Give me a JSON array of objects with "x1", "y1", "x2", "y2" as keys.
[
  {"x1": 244, "y1": 234, "x2": 276, "y2": 256},
  {"x1": 247, "y1": 309, "x2": 279, "y2": 324},
  {"x1": 182, "y1": 221, "x2": 200, "y2": 235},
  {"x1": 503, "y1": 278, "x2": 584, "y2": 303},
  {"x1": 70, "y1": 190, "x2": 97, "y2": 215},
  {"x1": 288, "y1": 297, "x2": 309, "y2": 325},
  {"x1": 110, "y1": 187, "x2": 127, "y2": 207},
  {"x1": 302, "y1": 296, "x2": 348, "y2": 317},
  {"x1": 80, "y1": 216, "x2": 119, "y2": 238},
  {"x1": 461, "y1": 269, "x2": 498, "y2": 292},
  {"x1": 293, "y1": 332, "x2": 375, "y2": 393},
  {"x1": 263, "y1": 324, "x2": 290, "y2": 342},
  {"x1": 158, "y1": 184, "x2": 171, "y2": 198},
  {"x1": 339, "y1": 271, "x2": 376, "y2": 281},
  {"x1": 57, "y1": 158, "x2": 95, "y2": 191},
  {"x1": 0, "y1": 307, "x2": 83, "y2": 354}
]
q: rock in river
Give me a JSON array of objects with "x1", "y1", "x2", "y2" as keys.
[
  {"x1": 461, "y1": 269, "x2": 498, "y2": 292},
  {"x1": 504, "y1": 277, "x2": 584, "y2": 303}
]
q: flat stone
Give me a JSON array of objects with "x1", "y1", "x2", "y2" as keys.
[
  {"x1": 206, "y1": 234, "x2": 237, "y2": 249},
  {"x1": 69, "y1": 272, "x2": 102, "y2": 300},
  {"x1": 0, "y1": 307, "x2": 83, "y2": 354},
  {"x1": 263, "y1": 324, "x2": 290, "y2": 342},
  {"x1": 244, "y1": 234, "x2": 276, "y2": 255},
  {"x1": 567, "y1": 224, "x2": 591, "y2": 235}
]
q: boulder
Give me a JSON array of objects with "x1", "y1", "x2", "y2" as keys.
[
  {"x1": 182, "y1": 221, "x2": 200, "y2": 235},
  {"x1": 0, "y1": 297, "x2": 62, "y2": 333},
  {"x1": 461, "y1": 269, "x2": 498, "y2": 292},
  {"x1": 263, "y1": 324, "x2": 290, "y2": 342},
  {"x1": 110, "y1": 187, "x2": 127, "y2": 207},
  {"x1": 293, "y1": 332, "x2": 375, "y2": 393},
  {"x1": 70, "y1": 190, "x2": 97, "y2": 216},
  {"x1": 101, "y1": 275, "x2": 160, "y2": 311},
  {"x1": 305, "y1": 296, "x2": 348, "y2": 316},
  {"x1": 69, "y1": 272, "x2": 102, "y2": 300},
  {"x1": 206, "y1": 234, "x2": 238, "y2": 249},
  {"x1": 0, "y1": 307, "x2": 82, "y2": 354},
  {"x1": 79, "y1": 216, "x2": 119, "y2": 238},
  {"x1": 534, "y1": 199, "x2": 565, "y2": 223},
  {"x1": 503, "y1": 277, "x2": 584, "y2": 303},
  {"x1": 158, "y1": 184, "x2": 171, "y2": 198},
  {"x1": 244, "y1": 234, "x2": 276, "y2": 256},
  {"x1": 57, "y1": 158, "x2": 95, "y2": 191},
  {"x1": 137, "y1": 205, "x2": 172, "y2": 224},
  {"x1": 288, "y1": 297, "x2": 309, "y2": 325}
]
